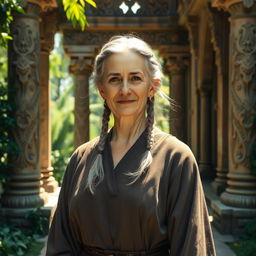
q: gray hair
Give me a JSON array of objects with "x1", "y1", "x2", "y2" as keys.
[
  {"x1": 93, "y1": 35, "x2": 163, "y2": 86},
  {"x1": 86, "y1": 35, "x2": 169, "y2": 194}
]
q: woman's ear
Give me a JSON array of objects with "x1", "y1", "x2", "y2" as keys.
[
  {"x1": 97, "y1": 83, "x2": 105, "y2": 99},
  {"x1": 148, "y1": 78, "x2": 160, "y2": 99}
]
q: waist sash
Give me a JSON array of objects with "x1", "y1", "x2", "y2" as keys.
[{"x1": 81, "y1": 243, "x2": 170, "y2": 256}]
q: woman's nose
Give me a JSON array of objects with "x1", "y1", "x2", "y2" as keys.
[{"x1": 120, "y1": 80, "x2": 130, "y2": 95}]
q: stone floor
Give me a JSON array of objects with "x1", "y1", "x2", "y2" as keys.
[{"x1": 39, "y1": 184, "x2": 237, "y2": 256}]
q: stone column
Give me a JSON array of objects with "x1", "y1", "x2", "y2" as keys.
[
  {"x1": 1, "y1": 1, "x2": 47, "y2": 224},
  {"x1": 198, "y1": 85, "x2": 214, "y2": 179},
  {"x1": 69, "y1": 57, "x2": 92, "y2": 148},
  {"x1": 164, "y1": 56, "x2": 188, "y2": 143},
  {"x1": 211, "y1": 0, "x2": 256, "y2": 234},
  {"x1": 186, "y1": 20, "x2": 200, "y2": 159},
  {"x1": 40, "y1": 11, "x2": 58, "y2": 192},
  {"x1": 208, "y1": 9, "x2": 230, "y2": 195}
]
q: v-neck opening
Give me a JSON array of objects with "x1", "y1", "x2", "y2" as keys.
[{"x1": 107, "y1": 127, "x2": 147, "y2": 172}]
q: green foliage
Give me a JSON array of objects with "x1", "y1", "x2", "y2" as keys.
[
  {"x1": 62, "y1": 0, "x2": 96, "y2": 30},
  {"x1": 50, "y1": 34, "x2": 75, "y2": 184},
  {"x1": 229, "y1": 218, "x2": 256, "y2": 256},
  {"x1": 0, "y1": 223, "x2": 34, "y2": 256},
  {"x1": 89, "y1": 79, "x2": 104, "y2": 139},
  {"x1": 0, "y1": 208, "x2": 47, "y2": 256},
  {"x1": 25, "y1": 208, "x2": 49, "y2": 236},
  {"x1": 0, "y1": 46, "x2": 19, "y2": 196},
  {"x1": 155, "y1": 77, "x2": 170, "y2": 133},
  {"x1": 0, "y1": 0, "x2": 24, "y2": 47}
]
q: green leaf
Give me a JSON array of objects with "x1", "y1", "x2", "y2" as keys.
[
  {"x1": 85, "y1": 0, "x2": 96, "y2": 8},
  {"x1": 1, "y1": 33, "x2": 12, "y2": 40},
  {"x1": 79, "y1": 0, "x2": 85, "y2": 7},
  {"x1": 72, "y1": 4, "x2": 80, "y2": 20}
]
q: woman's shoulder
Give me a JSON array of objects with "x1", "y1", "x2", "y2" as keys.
[
  {"x1": 71, "y1": 136, "x2": 100, "y2": 162},
  {"x1": 153, "y1": 127, "x2": 195, "y2": 161}
]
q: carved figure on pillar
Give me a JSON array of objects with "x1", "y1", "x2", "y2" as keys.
[
  {"x1": 163, "y1": 55, "x2": 188, "y2": 143},
  {"x1": 70, "y1": 57, "x2": 93, "y2": 148},
  {"x1": 1, "y1": 2, "x2": 48, "y2": 222},
  {"x1": 211, "y1": 0, "x2": 256, "y2": 213}
]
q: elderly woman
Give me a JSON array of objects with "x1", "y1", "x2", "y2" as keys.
[{"x1": 46, "y1": 36, "x2": 216, "y2": 256}]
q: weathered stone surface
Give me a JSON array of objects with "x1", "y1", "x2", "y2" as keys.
[{"x1": 1, "y1": 2, "x2": 48, "y2": 220}]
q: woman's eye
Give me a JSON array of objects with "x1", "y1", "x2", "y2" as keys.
[
  {"x1": 109, "y1": 77, "x2": 121, "y2": 83},
  {"x1": 131, "y1": 76, "x2": 142, "y2": 82}
]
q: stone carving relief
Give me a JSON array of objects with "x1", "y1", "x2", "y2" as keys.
[
  {"x1": 11, "y1": 22, "x2": 40, "y2": 173},
  {"x1": 69, "y1": 57, "x2": 93, "y2": 75},
  {"x1": 231, "y1": 22, "x2": 256, "y2": 168},
  {"x1": 64, "y1": 30, "x2": 188, "y2": 47}
]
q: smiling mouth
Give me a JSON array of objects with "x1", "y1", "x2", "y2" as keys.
[{"x1": 116, "y1": 100, "x2": 136, "y2": 104}]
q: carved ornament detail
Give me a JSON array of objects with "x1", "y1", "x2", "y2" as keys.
[
  {"x1": 11, "y1": 21, "x2": 40, "y2": 172},
  {"x1": 212, "y1": 0, "x2": 256, "y2": 10},
  {"x1": 40, "y1": 11, "x2": 58, "y2": 53},
  {"x1": 163, "y1": 56, "x2": 189, "y2": 75},
  {"x1": 70, "y1": 57, "x2": 93, "y2": 76},
  {"x1": 64, "y1": 30, "x2": 188, "y2": 47},
  {"x1": 231, "y1": 22, "x2": 256, "y2": 168}
]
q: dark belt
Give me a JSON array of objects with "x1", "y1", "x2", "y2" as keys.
[{"x1": 81, "y1": 243, "x2": 169, "y2": 256}]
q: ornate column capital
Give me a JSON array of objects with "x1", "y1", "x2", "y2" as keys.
[
  {"x1": 163, "y1": 55, "x2": 189, "y2": 75},
  {"x1": 25, "y1": 0, "x2": 58, "y2": 12},
  {"x1": 40, "y1": 10, "x2": 58, "y2": 53},
  {"x1": 212, "y1": 0, "x2": 256, "y2": 11},
  {"x1": 69, "y1": 57, "x2": 94, "y2": 76}
]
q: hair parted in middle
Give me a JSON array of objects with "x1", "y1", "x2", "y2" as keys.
[{"x1": 86, "y1": 35, "x2": 170, "y2": 194}]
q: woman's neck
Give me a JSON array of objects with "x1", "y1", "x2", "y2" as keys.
[{"x1": 112, "y1": 113, "x2": 146, "y2": 147}]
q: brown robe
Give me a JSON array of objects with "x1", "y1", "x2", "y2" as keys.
[{"x1": 46, "y1": 127, "x2": 216, "y2": 256}]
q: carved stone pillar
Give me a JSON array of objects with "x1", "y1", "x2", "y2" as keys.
[
  {"x1": 208, "y1": 8, "x2": 230, "y2": 195},
  {"x1": 186, "y1": 20, "x2": 200, "y2": 159},
  {"x1": 211, "y1": 0, "x2": 256, "y2": 234},
  {"x1": 198, "y1": 85, "x2": 214, "y2": 179},
  {"x1": 1, "y1": 1, "x2": 48, "y2": 224},
  {"x1": 40, "y1": 11, "x2": 58, "y2": 192},
  {"x1": 69, "y1": 57, "x2": 92, "y2": 148},
  {"x1": 164, "y1": 56, "x2": 188, "y2": 143}
]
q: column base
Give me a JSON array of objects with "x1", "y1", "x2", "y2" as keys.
[
  {"x1": 0, "y1": 189, "x2": 59, "y2": 229},
  {"x1": 211, "y1": 199, "x2": 256, "y2": 235},
  {"x1": 0, "y1": 206, "x2": 50, "y2": 227},
  {"x1": 42, "y1": 176, "x2": 59, "y2": 193},
  {"x1": 211, "y1": 179, "x2": 227, "y2": 196},
  {"x1": 211, "y1": 167, "x2": 228, "y2": 195},
  {"x1": 41, "y1": 167, "x2": 59, "y2": 193},
  {"x1": 221, "y1": 191, "x2": 256, "y2": 209}
]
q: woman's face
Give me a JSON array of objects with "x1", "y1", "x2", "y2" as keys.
[{"x1": 98, "y1": 50, "x2": 155, "y2": 119}]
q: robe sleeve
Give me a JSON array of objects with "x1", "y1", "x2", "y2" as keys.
[
  {"x1": 167, "y1": 147, "x2": 216, "y2": 256},
  {"x1": 46, "y1": 150, "x2": 82, "y2": 256}
]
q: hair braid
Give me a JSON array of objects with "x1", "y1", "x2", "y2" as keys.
[
  {"x1": 98, "y1": 101, "x2": 111, "y2": 152},
  {"x1": 146, "y1": 97, "x2": 155, "y2": 151},
  {"x1": 125, "y1": 97, "x2": 154, "y2": 184},
  {"x1": 86, "y1": 101, "x2": 111, "y2": 194}
]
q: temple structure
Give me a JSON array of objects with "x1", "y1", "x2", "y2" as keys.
[{"x1": 0, "y1": 0, "x2": 255, "y2": 235}]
